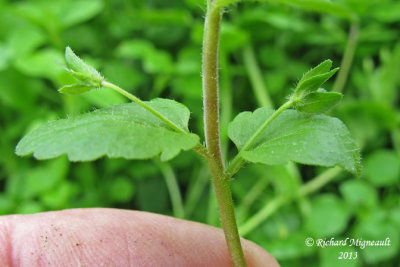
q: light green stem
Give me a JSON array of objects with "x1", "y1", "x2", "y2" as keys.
[
  {"x1": 158, "y1": 161, "x2": 185, "y2": 219},
  {"x1": 239, "y1": 166, "x2": 342, "y2": 236},
  {"x1": 184, "y1": 165, "x2": 210, "y2": 217},
  {"x1": 299, "y1": 166, "x2": 342, "y2": 196},
  {"x1": 207, "y1": 184, "x2": 219, "y2": 226},
  {"x1": 237, "y1": 175, "x2": 270, "y2": 221},
  {"x1": 333, "y1": 23, "x2": 359, "y2": 93},
  {"x1": 239, "y1": 195, "x2": 287, "y2": 236},
  {"x1": 226, "y1": 100, "x2": 293, "y2": 178},
  {"x1": 243, "y1": 44, "x2": 274, "y2": 108}
]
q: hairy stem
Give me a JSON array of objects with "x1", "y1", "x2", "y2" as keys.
[
  {"x1": 202, "y1": 3, "x2": 247, "y2": 266},
  {"x1": 333, "y1": 23, "x2": 359, "y2": 93},
  {"x1": 203, "y1": 6, "x2": 225, "y2": 170},
  {"x1": 207, "y1": 158, "x2": 247, "y2": 266}
]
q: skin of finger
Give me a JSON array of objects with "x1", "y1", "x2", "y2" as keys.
[{"x1": 0, "y1": 208, "x2": 280, "y2": 267}]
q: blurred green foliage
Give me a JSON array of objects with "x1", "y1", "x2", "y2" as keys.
[{"x1": 0, "y1": 0, "x2": 399, "y2": 266}]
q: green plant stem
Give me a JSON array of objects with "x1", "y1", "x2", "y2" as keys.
[
  {"x1": 239, "y1": 195, "x2": 287, "y2": 236},
  {"x1": 101, "y1": 81, "x2": 186, "y2": 134},
  {"x1": 239, "y1": 166, "x2": 342, "y2": 236},
  {"x1": 207, "y1": 184, "x2": 219, "y2": 226},
  {"x1": 299, "y1": 166, "x2": 342, "y2": 196},
  {"x1": 203, "y1": 3, "x2": 247, "y2": 266},
  {"x1": 158, "y1": 161, "x2": 185, "y2": 219},
  {"x1": 208, "y1": 161, "x2": 247, "y2": 266},
  {"x1": 333, "y1": 23, "x2": 359, "y2": 93},
  {"x1": 184, "y1": 164, "x2": 209, "y2": 217},
  {"x1": 237, "y1": 175, "x2": 270, "y2": 221},
  {"x1": 243, "y1": 44, "x2": 274, "y2": 108},
  {"x1": 203, "y1": 5, "x2": 225, "y2": 171},
  {"x1": 226, "y1": 100, "x2": 293, "y2": 178}
]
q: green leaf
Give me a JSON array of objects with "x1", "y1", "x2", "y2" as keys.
[
  {"x1": 23, "y1": 157, "x2": 69, "y2": 198},
  {"x1": 14, "y1": 48, "x2": 64, "y2": 81},
  {"x1": 354, "y1": 217, "x2": 400, "y2": 264},
  {"x1": 340, "y1": 180, "x2": 378, "y2": 208},
  {"x1": 363, "y1": 150, "x2": 400, "y2": 186},
  {"x1": 108, "y1": 177, "x2": 135, "y2": 203},
  {"x1": 295, "y1": 91, "x2": 343, "y2": 114},
  {"x1": 115, "y1": 40, "x2": 173, "y2": 73},
  {"x1": 0, "y1": 44, "x2": 13, "y2": 71},
  {"x1": 319, "y1": 245, "x2": 360, "y2": 267},
  {"x1": 64, "y1": 46, "x2": 103, "y2": 86},
  {"x1": 216, "y1": 0, "x2": 355, "y2": 21},
  {"x1": 58, "y1": 84, "x2": 93, "y2": 95},
  {"x1": 60, "y1": 0, "x2": 103, "y2": 28},
  {"x1": 16, "y1": 98, "x2": 200, "y2": 162},
  {"x1": 228, "y1": 107, "x2": 361, "y2": 175},
  {"x1": 305, "y1": 194, "x2": 350, "y2": 237},
  {"x1": 290, "y1": 60, "x2": 339, "y2": 110},
  {"x1": 300, "y1": 59, "x2": 333, "y2": 82},
  {"x1": 295, "y1": 67, "x2": 339, "y2": 96}
]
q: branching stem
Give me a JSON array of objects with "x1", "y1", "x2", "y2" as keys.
[{"x1": 202, "y1": 3, "x2": 247, "y2": 266}]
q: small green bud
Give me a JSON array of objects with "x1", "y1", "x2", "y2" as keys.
[{"x1": 64, "y1": 46, "x2": 103, "y2": 87}]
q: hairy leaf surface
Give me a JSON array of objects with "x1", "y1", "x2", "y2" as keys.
[
  {"x1": 296, "y1": 91, "x2": 343, "y2": 114},
  {"x1": 16, "y1": 99, "x2": 199, "y2": 161},
  {"x1": 228, "y1": 107, "x2": 361, "y2": 175}
]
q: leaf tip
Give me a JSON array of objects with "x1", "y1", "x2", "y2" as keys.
[{"x1": 58, "y1": 84, "x2": 93, "y2": 95}]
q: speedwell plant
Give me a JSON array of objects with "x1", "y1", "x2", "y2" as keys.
[{"x1": 16, "y1": 0, "x2": 361, "y2": 266}]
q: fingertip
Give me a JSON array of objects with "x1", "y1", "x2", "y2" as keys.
[
  {"x1": 0, "y1": 209, "x2": 280, "y2": 267},
  {"x1": 242, "y1": 238, "x2": 280, "y2": 267}
]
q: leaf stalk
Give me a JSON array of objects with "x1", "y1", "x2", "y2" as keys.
[{"x1": 226, "y1": 100, "x2": 293, "y2": 178}]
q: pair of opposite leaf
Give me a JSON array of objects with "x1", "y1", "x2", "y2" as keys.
[
  {"x1": 291, "y1": 59, "x2": 342, "y2": 114},
  {"x1": 16, "y1": 47, "x2": 361, "y2": 176},
  {"x1": 59, "y1": 46, "x2": 104, "y2": 95}
]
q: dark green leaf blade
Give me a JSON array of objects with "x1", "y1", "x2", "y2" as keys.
[
  {"x1": 296, "y1": 91, "x2": 343, "y2": 114},
  {"x1": 16, "y1": 99, "x2": 199, "y2": 162},
  {"x1": 228, "y1": 108, "x2": 361, "y2": 175}
]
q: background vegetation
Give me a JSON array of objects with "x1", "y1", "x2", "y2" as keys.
[{"x1": 0, "y1": 0, "x2": 399, "y2": 266}]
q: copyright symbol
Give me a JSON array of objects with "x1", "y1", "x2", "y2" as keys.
[{"x1": 305, "y1": 237, "x2": 314, "y2": 247}]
